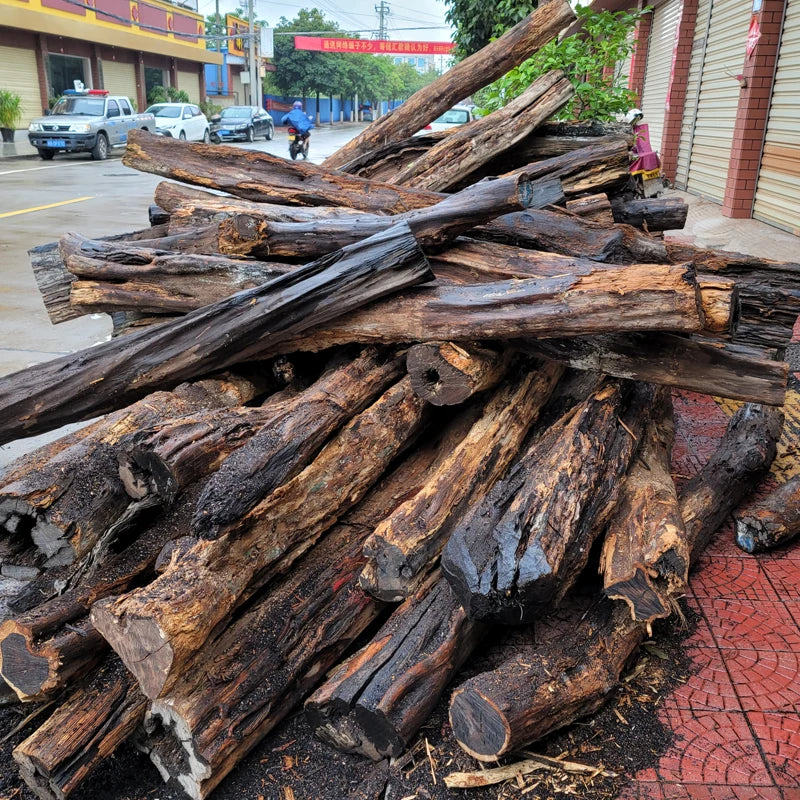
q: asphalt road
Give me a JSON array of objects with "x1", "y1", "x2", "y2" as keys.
[{"x1": 0, "y1": 122, "x2": 365, "y2": 465}]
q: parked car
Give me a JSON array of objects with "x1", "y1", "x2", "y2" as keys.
[
  {"x1": 27, "y1": 89, "x2": 155, "y2": 160},
  {"x1": 210, "y1": 106, "x2": 274, "y2": 143},
  {"x1": 414, "y1": 105, "x2": 476, "y2": 135},
  {"x1": 145, "y1": 103, "x2": 210, "y2": 142}
]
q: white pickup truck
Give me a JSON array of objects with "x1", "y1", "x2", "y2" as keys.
[{"x1": 27, "y1": 90, "x2": 155, "y2": 160}]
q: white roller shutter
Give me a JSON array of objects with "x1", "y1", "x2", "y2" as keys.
[
  {"x1": 640, "y1": 0, "x2": 682, "y2": 154},
  {"x1": 685, "y1": 0, "x2": 752, "y2": 202},
  {"x1": 0, "y1": 46, "x2": 42, "y2": 128},
  {"x1": 675, "y1": 0, "x2": 711, "y2": 189},
  {"x1": 177, "y1": 68, "x2": 201, "y2": 103},
  {"x1": 753, "y1": 0, "x2": 800, "y2": 234},
  {"x1": 101, "y1": 59, "x2": 138, "y2": 108}
]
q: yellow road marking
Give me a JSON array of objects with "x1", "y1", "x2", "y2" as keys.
[{"x1": 0, "y1": 196, "x2": 93, "y2": 219}]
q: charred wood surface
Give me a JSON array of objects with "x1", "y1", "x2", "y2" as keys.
[
  {"x1": 734, "y1": 476, "x2": 800, "y2": 553},
  {"x1": 610, "y1": 196, "x2": 689, "y2": 231}
]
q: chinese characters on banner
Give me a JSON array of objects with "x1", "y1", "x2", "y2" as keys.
[
  {"x1": 294, "y1": 36, "x2": 455, "y2": 55},
  {"x1": 746, "y1": 15, "x2": 761, "y2": 59}
]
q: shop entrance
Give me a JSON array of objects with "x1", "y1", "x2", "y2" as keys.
[{"x1": 47, "y1": 53, "x2": 90, "y2": 100}]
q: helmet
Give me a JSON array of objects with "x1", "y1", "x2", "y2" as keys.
[
  {"x1": 624, "y1": 108, "x2": 643, "y2": 125},
  {"x1": 293, "y1": 101, "x2": 302, "y2": 110}
]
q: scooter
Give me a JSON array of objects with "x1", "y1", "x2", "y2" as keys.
[
  {"x1": 625, "y1": 109, "x2": 666, "y2": 199},
  {"x1": 288, "y1": 127, "x2": 310, "y2": 160}
]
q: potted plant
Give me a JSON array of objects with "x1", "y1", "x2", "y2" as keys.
[{"x1": 0, "y1": 89, "x2": 22, "y2": 142}]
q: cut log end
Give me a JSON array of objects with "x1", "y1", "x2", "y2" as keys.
[
  {"x1": 11, "y1": 749, "x2": 62, "y2": 800},
  {"x1": 359, "y1": 542, "x2": 413, "y2": 602},
  {"x1": 604, "y1": 567, "x2": 672, "y2": 623},
  {"x1": 448, "y1": 686, "x2": 511, "y2": 761},
  {"x1": 734, "y1": 515, "x2": 769, "y2": 554},
  {"x1": 0, "y1": 631, "x2": 51, "y2": 700}
]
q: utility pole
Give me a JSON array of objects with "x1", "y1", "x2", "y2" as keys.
[
  {"x1": 248, "y1": 0, "x2": 258, "y2": 106},
  {"x1": 215, "y1": 0, "x2": 222, "y2": 97},
  {"x1": 375, "y1": 0, "x2": 390, "y2": 40}
]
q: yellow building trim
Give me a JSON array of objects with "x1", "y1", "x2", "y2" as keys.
[{"x1": 0, "y1": 0, "x2": 222, "y2": 64}]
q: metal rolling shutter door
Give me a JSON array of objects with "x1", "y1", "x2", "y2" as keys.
[
  {"x1": 640, "y1": 0, "x2": 682, "y2": 154},
  {"x1": 753, "y1": 0, "x2": 800, "y2": 234},
  {"x1": 101, "y1": 60, "x2": 138, "y2": 108},
  {"x1": 685, "y1": 0, "x2": 752, "y2": 202},
  {"x1": 0, "y1": 46, "x2": 42, "y2": 127},
  {"x1": 675, "y1": 0, "x2": 711, "y2": 189},
  {"x1": 177, "y1": 69, "x2": 200, "y2": 103}
]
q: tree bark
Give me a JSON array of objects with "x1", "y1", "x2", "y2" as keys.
[
  {"x1": 13, "y1": 654, "x2": 147, "y2": 799},
  {"x1": 91, "y1": 376, "x2": 428, "y2": 699},
  {"x1": 734, "y1": 476, "x2": 800, "y2": 553},
  {"x1": 0, "y1": 223, "x2": 431, "y2": 446},
  {"x1": 0, "y1": 375, "x2": 258, "y2": 567},
  {"x1": 306, "y1": 576, "x2": 486, "y2": 760},
  {"x1": 405, "y1": 342, "x2": 509, "y2": 406},
  {"x1": 360, "y1": 362, "x2": 563, "y2": 601},
  {"x1": 600, "y1": 386, "x2": 687, "y2": 624},
  {"x1": 565, "y1": 193, "x2": 614, "y2": 225},
  {"x1": 323, "y1": 0, "x2": 576, "y2": 169},
  {"x1": 442, "y1": 381, "x2": 652, "y2": 623},
  {"x1": 610, "y1": 196, "x2": 689, "y2": 231},
  {"x1": 124, "y1": 129, "x2": 442, "y2": 213},
  {"x1": 389, "y1": 72, "x2": 574, "y2": 191}
]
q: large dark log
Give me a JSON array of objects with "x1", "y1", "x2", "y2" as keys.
[
  {"x1": 0, "y1": 375, "x2": 258, "y2": 567},
  {"x1": 91, "y1": 376, "x2": 428, "y2": 699},
  {"x1": 124, "y1": 130, "x2": 442, "y2": 213},
  {"x1": 0, "y1": 223, "x2": 431, "y2": 446},
  {"x1": 610, "y1": 196, "x2": 689, "y2": 231},
  {"x1": 336, "y1": 131, "x2": 453, "y2": 181},
  {"x1": 600, "y1": 386, "x2": 687, "y2": 624},
  {"x1": 191, "y1": 348, "x2": 404, "y2": 536},
  {"x1": 734, "y1": 477, "x2": 800, "y2": 553},
  {"x1": 136, "y1": 413, "x2": 474, "y2": 799},
  {"x1": 306, "y1": 576, "x2": 485, "y2": 760},
  {"x1": 447, "y1": 400, "x2": 783, "y2": 761},
  {"x1": 323, "y1": 0, "x2": 576, "y2": 169},
  {"x1": 13, "y1": 654, "x2": 147, "y2": 799},
  {"x1": 390, "y1": 72, "x2": 574, "y2": 191},
  {"x1": 442, "y1": 380, "x2": 652, "y2": 624},
  {"x1": 565, "y1": 192, "x2": 614, "y2": 225},
  {"x1": 360, "y1": 362, "x2": 563, "y2": 601}
]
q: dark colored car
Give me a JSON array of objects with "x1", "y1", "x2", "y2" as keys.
[{"x1": 210, "y1": 106, "x2": 275, "y2": 142}]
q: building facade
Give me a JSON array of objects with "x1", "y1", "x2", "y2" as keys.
[{"x1": 0, "y1": 0, "x2": 221, "y2": 125}]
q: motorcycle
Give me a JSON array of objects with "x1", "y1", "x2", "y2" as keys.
[
  {"x1": 625, "y1": 109, "x2": 666, "y2": 199},
  {"x1": 288, "y1": 127, "x2": 310, "y2": 160}
]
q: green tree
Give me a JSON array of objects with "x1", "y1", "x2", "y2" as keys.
[
  {"x1": 445, "y1": 0, "x2": 537, "y2": 59},
  {"x1": 477, "y1": 4, "x2": 646, "y2": 121}
]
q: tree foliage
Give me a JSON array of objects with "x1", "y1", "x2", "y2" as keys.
[
  {"x1": 445, "y1": 0, "x2": 537, "y2": 59},
  {"x1": 477, "y1": 5, "x2": 646, "y2": 121}
]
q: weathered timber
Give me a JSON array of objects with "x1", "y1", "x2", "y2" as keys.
[
  {"x1": 565, "y1": 193, "x2": 614, "y2": 224},
  {"x1": 610, "y1": 196, "x2": 689, "y2": 231},
  {"x1": 0, "y1": 375, "x2": 258, "y2": 566},
  {"x1": 517, "y1": 334, "x2": 787, "y2": 406},
  {"x1": 390, "y1": 72, "x2": 575, "y2": 191},
  {"x1": 600, "y1": 386, "x2": 687, "y2": 624},
  {"x1": 442, "y1": 381, "x2": 652, "y2": 624},
  {"x1": 0, "y1": 223, "x2": 431, "y2": 445},
  {"x1": 405, "y1": 342, "x2": 509, "y2": 406},
  {"x1": 360, "y1": 362, "x2": 563, "y2": 601},
  {"x1": 448, "y1": 400, "x2": 784, "y2": 760},
  {"x1": 306, "y1": 575, "x2": 485, "y2": 760},
  {"x1": 124, "y1": 129, "x2": 442, "y2": 213},
  {"x1": 91, "y1": 376, "x2": 428, "y2": 699},
  {"x1": 680, "y1": 402, "x2": 784, "y2": 561},
  {"x1": 0, "y1": 485, "x2": 202, "y2": 702},
  {"x1": 62, "y1": 233, "x2": 292, "y2": 315},
  {"x1": 336, "y1": 131, "x2": 453, "y2": 180},
  {"x1": 734, "y1": 477, "x2": 800, "y2": 553},
  {"x1": 13, "y1": 654, "x2": 147, "y2": 799},
  {"x1": 190, "y1": 348, "x2": 403, "y2": 536},
  {"x1": 137, "y1": 413, "x2": 475, "y2": 799},
  {"x1": 323, "y1": 0, "x2": 576, "y2": 169}
]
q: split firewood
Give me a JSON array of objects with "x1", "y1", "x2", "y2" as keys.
[
  {"x1": 0, "y1": 374, "x2": 259, "y2": 567},
  {"x1": 0, "y1": 223, "x2": 431, "y2": 445},
  {"x1": 136, "y1": 412, "x2": 474, "y2": 799},
  {"x1": 306, "y1": 575, "x2": 485, "y2": 760},
  {"x1": 600, "y1": 386, "x2": 687, "y2": 624},
  {"x1": 734, "y1": 477, "x2": 800, "y2": 553},
  {"x1": 91, "y1": 376, "x2": 429, "y2": 699},
  {"x1": 13, "y1": 654, "x2": 147, "y2": 799},
  {"x1": 190, "y1": 348, "x2": 404, "y2": 536},
  {"x1": 447, "y1": 401, "x2": 783, "y2": 761},
  {"x1": 442, "y1": 380, "x2": 652, "y2": 623},
  {"x1": 389, "y1": 71, "x2": 575, "y2": 191},
  {"x1": 405, "y1": 342, "x2": 509, "y2": 406},
  {"x1": 565, "y1": 193, "x2": 614, "y2": 225},
  {"x1": 360, "y1": 362, "x2": 563, "y2": 601},
  {"x1": 323, "y1": 0, "x2": 576, "y2": 169},
  {"x1": 610, "y1": 196, "x2": 689, "y2": 231}
]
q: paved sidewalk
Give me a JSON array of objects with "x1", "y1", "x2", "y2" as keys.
[{"x1": 1, "y1": 133, "x2": 38, "y2": 160}]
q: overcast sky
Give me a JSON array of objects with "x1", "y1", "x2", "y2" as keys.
[{"x1": 201, "y1": 0, "x2": 454, "y2": 42}]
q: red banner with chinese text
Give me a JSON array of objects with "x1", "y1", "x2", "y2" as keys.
[{"x1": 293, "y1": 36, "x2": 454, "y2": 55}]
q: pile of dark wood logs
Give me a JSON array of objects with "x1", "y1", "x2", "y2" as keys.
[{"x1": 1, "y1": 1, "x2": 798, "y2": 797}]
